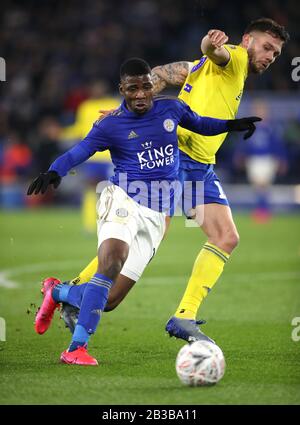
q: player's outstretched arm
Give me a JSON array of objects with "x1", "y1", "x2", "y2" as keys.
[
  {"x1": 179, "y1": 101, "x2": 262, "y2": 138},
  {"x1": 151, "y1": 61, "x2": 193, "y2": 94},
  {"x1": 27, "y1": 143, "x2": 94, "y2": 195},
  {"x1": 28, "y1": 120, "x2": 111, "y2": 195},
  {"x1": 227, "y1": 117, "x2": 262, "y2": 139},
  {"x1": 201, "y1": 29, "x2": 230, "y2": 66}
]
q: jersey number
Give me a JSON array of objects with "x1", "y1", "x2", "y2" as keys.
[{"x1": 214, "y1": 181, "x2": 227, "y2": 199}]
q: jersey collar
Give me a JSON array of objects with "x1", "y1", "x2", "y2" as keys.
[{"x1": 121, "y1": 99, "x2": 155, "y2": 117}]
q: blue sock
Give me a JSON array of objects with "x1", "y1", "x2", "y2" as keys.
[
  {"x1": 66, "y1": 283, "x2": 88, "y2": 308},
  {"x1": 68, "y1": 325, "x2": 91, "y2": 352},
  {"x1": 52, "y1": 283, "x2": 70, "y2": 303},
  {"x1": 68, "y1": 273, "x2": 113, "y2": 352},
  {"x1": 52, "y1": 282, "x2": 88, "y2": 308}
]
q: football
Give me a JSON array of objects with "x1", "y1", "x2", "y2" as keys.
[{"x1": 175, "y1": 340, "x2": 226, "y2": 386}]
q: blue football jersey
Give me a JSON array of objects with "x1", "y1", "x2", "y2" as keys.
[{"x1": 49, "y1": 96, "x2": 228, "y2": 213}]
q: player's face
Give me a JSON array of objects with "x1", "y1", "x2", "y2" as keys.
[
  {"x1": 120, "y1": 74, "x2": 154, "y2": 114},
  {"x1": 244, "y1": 31, "x2": 283, "y2": 74}
]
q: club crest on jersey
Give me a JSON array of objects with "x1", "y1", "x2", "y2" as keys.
[
  {"x1": 116, "y1": 208, "x2": 128, "y2": 218},
  {"x1": 163, "y1": 119, "x2": 175, "y2": 132}
]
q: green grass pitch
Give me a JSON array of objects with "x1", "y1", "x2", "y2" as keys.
[{"x1": 0, "y1": 209, "x2": 299, "y2": 405}]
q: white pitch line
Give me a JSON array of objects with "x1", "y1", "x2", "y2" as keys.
[
  {"x1": 0, "y1": 261, "x2": 299, "y2": 289},
  {"x1": 0, "y1": 260, "x2": 85, "y2": 289},
  {"x1": 0, "y1": 273, "x2": 19, "y2": 288}
]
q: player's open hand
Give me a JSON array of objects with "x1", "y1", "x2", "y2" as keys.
[
  {"x1": 207, "y1": 30, "x2": 229, "y2": 48},
  {"x1": 226, "y1": 117, "x2": 262, "y2": 139},
  {"x1": 27, "y1": 170, "x2": 62, "y2": 195}
]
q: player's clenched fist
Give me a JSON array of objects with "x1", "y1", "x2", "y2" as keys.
[{"x1": 207, "y1": 29, "x2": 229, "y2": 48}]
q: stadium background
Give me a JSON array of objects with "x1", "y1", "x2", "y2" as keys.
[
  {"x1": 1, "y1": 0, "x2": 300, "y2": 210},
  {"x1": 0, "y1": 0, "x2": 300, "y2": 406}
]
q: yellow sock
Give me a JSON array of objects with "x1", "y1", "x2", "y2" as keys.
[
  {"x1": 82, "y1": 188, "x2": 97, "y2": 233},
  {"x1": 70, "y1": 256, "x2": 98, "y2": 285},
  {"x1": 175, "y1": 242, "x2": 230, "y2": 320}
]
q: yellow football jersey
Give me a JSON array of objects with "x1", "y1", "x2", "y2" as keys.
[
  {"x1": 178, "y1": 44, "x2": 248, "y2": 164},
  {"x1": 62, "y1": 97, "x2": 120, "y2": 162}
]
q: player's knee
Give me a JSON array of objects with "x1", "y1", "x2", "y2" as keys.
[
  {"x1": 98, "y1": 251, "x2": 127, "y2": 280},
  {"x1": 224, "y1": 230, "x2": 240, "y2": 252},
  {"x1": 209, "y1": 228, "x2": 239, "y2": 253}
]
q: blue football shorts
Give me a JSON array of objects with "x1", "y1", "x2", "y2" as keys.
[{"x1": 179, "y1": 151, "x2": 229, "y2": 217}]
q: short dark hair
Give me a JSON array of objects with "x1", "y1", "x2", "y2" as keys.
[
  {"x1": 120, "y1": 58, "x2": 151, "y2": 79},
  {"x1": 244, "y1": 18, "x2": 290, "y2": 44}
]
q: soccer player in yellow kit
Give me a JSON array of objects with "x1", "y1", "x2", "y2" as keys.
[{"x1": 46, "y1": 18, "x2": 289, "y2": 341}]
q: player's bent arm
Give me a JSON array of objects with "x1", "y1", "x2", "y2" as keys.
[
  {"x1": 151, "y1": 61, "x2": 193, "y2": 94},
  {"x1": 201, "y1": 31, "x2": 230, "y2": 66}
]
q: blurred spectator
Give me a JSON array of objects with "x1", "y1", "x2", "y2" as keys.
[
  {"x1": 283, "y1": 116, "x2": 300, "y2": 182},
  {"x1": 0, "y1": 131, "x2": 32, "y2": 208},
  {"x1": 25, "y1": 116, "x2": 63, "y2": 207},
  {"x1": 233, "y1": 100, "x2": 288, "y2": 221},
  {"x1": 31, "y1": 116, "x2": 62, "y2": 174}
]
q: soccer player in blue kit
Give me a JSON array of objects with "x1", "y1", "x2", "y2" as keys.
[{"x1": 28, "y1": 58, "x2": 261, "y2": 365}]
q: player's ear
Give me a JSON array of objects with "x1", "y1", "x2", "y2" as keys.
[
  {"x1": 242, "y1": 33, "x2": 253, "y2": 49},
  {"x1": 119, "y1": 82, "x2": 124, "y2": 96}
]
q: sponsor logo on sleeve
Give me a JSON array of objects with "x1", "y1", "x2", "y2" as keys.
[{"x1": 191, "y1": 56, "x2": 207, "y2": 73}]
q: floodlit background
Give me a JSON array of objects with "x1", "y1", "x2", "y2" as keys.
[
  {"x1": 0, "y1": 0, "x2": 299, "y2": 406},
  {"x1": 1, "y1": 0, "x2": 300, "y2": 214}
]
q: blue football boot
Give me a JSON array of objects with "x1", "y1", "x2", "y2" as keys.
[{"x1": 166, "y1": 316, "x2": 215, "y2": 344}]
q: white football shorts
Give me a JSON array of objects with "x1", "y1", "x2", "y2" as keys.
[{"x1": 96, "y1": 184, "x2": 166, "y2": 281}]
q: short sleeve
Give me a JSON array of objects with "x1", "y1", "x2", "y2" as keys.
[{"x1": 221, "y1": 45, "x2": 248, "y2": 79}]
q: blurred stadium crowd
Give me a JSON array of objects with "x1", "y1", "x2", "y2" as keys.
[{"x1": 0, "y1": 0, "x2": 300, "y2": 209}]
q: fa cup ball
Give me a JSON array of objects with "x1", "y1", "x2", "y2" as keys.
[{"x1": 176, "y1": 340, "x2": 225, "y2": 386}]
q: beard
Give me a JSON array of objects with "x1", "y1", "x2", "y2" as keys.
[{"x1": 247, "y1": 47, "x2": 264, "y2": 74}]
